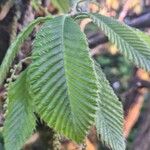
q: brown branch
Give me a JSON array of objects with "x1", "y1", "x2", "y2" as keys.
[
  {"x1": 122, "y1": 68, "x2": 150, "y2": 139},
  {"x1": 131, "y1": 99, "x2": 150, "y2": 150},
  {"x1": 0, "y1": 0, "x2": 13, "y2": 20},
  {"x1": 119, "y1": 0, "x2": 133, "y2": 21},
  {"x1": 123, "y1": 88, "x2": 147, "y2": 137},
  {"x1": 124, "y1": 12, "x2": 150, "y2": 28}
]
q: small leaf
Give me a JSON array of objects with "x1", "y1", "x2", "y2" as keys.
[
  {"x1": 89, "y1": 13, "x2": 150, "y2": 72},
  {"x1": 28, "y1": 16, "x2": 98, "y2": 143},
  {"x1": 4, "y1": 70, "x2": 36, "y2": 150},
  {"x1": 95, "y1": 62, "x2": 125, "y2": 150}
]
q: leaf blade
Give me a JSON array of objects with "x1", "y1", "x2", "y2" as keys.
[
  {"x1": 89, "y1": 13, "x2": 150, "y2": 72},
  {"x1": 28, "y1": 16, "x2": 98, "y2": 143},
  {"x1": 4, "y1": 70, "x2": 36, "y2": 150},
  {"x1": 0, "y1": 16, "x2": 52, "y2": 86},
  {"x1": 95, "y1": 62, "x2": 125, "y2": 150}
]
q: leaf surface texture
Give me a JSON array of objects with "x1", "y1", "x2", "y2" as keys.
[
  {"x1": 28, "y1": 16, "x2": 98, "y2": 142},
  {"x1": 90, "y1": 13, "x2": 150, "y2": 72},
  {"x1": 95, "y1": 62, "x2": 125, "y2": 150},
  {"x1": 4, "y1": 70, "x2": 36, "y2": 150}
]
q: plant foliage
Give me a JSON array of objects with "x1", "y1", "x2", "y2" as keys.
[
  {"x1": 0, "y1": 16, "x2": 52, "y2": 86},
  {"x1": 95, "y1": 62, "x2": 125, "y2": 150},
  {"x1": 28, "y1": 16, "x2": 98, "y2": 142},
  {"x1": 4, "y1": 70, "x2": 36, "y2": 150},
  {"x1": 89, "y1": 13, "x2": 150, "y2": 72},
  {"x1": 1, "y1": 1, "x2": 150, "y2": 150}
]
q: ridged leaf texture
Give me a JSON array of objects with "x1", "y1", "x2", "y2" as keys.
[
  {"x1": 134, "y1": 28, "x2": 150, "y2": 48},
  {"x1": 95, "y1": 63, "x2": 125, "y2": 150},
  {"x1": 89, "y1": 13, "x2": 150, "y2": 72},
  {"x1": 4, "y1": 70, "x2": 36, "y2": 150},
  {"x1": 28, "y1": 16, "x2": 98, "y2": 142},
  {"x1": 0, "y1": 16, "x2": 52, "y2": 86},
  {"x1": 95, "y1": 62, "x2": 125, "y2": 150}
]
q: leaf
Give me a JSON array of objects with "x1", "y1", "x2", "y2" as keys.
[
  {"x1": 89, "y1": 13, "x2": 150, "y2": 72},
  {"x1": 134, "y1": 28, "x2": 150, "y2": 47},
  {"x1": 0, "y1": 16, "x2": 52, "y2": 86},
  {"x1": 28, "y1": 16, "x2": 98, "y2": 143},
  {"x1": 95, "y1": 62, "x2": 125, "y2": 150},
  {"x1": 51, "y1": 0, "x2": 70, "y2": 13},
  {"x1": 4, "y1": 70, "x2": 36, "y2": 150}
]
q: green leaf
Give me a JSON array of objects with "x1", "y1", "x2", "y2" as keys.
[
  {"x1": 51, "y1": 0, "x2": 70, "y2": 13},
  {"x1": 89, "y1": 13, "x2": 150, "y2": 72},
  {"x1": 28, "y1": 16, "x2": 98, "y2": 142},
  {"x1": 134, "y1": 28, "x2": 150, "y2": 47},
  {"x1": 95, "y1": 62, "x2": 125, "y2": 150},
  {"x1": 0, "y1": 16, "x2": 52, "y2": 86},
  {"x1": 4, "y1": 70, "x2": 36, "y2": 150}
]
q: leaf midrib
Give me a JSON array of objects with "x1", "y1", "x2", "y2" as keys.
[{"x1": 60, "y1": 16, "x2": 76, "y2": 132}]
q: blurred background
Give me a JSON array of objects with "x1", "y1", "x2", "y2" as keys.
[{"x1": 0, "y1": 0, "x2": 150, "y2": 149}]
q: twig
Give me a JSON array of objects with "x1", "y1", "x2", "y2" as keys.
[
  {"x1": 0, "y1": 0, "x2": 13, "y2": 20},
  {"x1": 119, "y1": 0, "x2": 133, "y2": 21}
]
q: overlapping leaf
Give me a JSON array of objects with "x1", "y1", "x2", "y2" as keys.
[
  {"x1": 89, "y1": 13, "x2": 150, "y2": 72},
  {"x1": 4, "y1": 70, "x2": 36, "y2": 150},
  {"x1": 95, "y1": 62, "x2": 125, "y2": 150},
  {"x1": 28, "y1": 16, "x2": 98, "y2": 142},
  {"x1": 0, "y1": 16, "x2": 52, "y2": 86}
]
